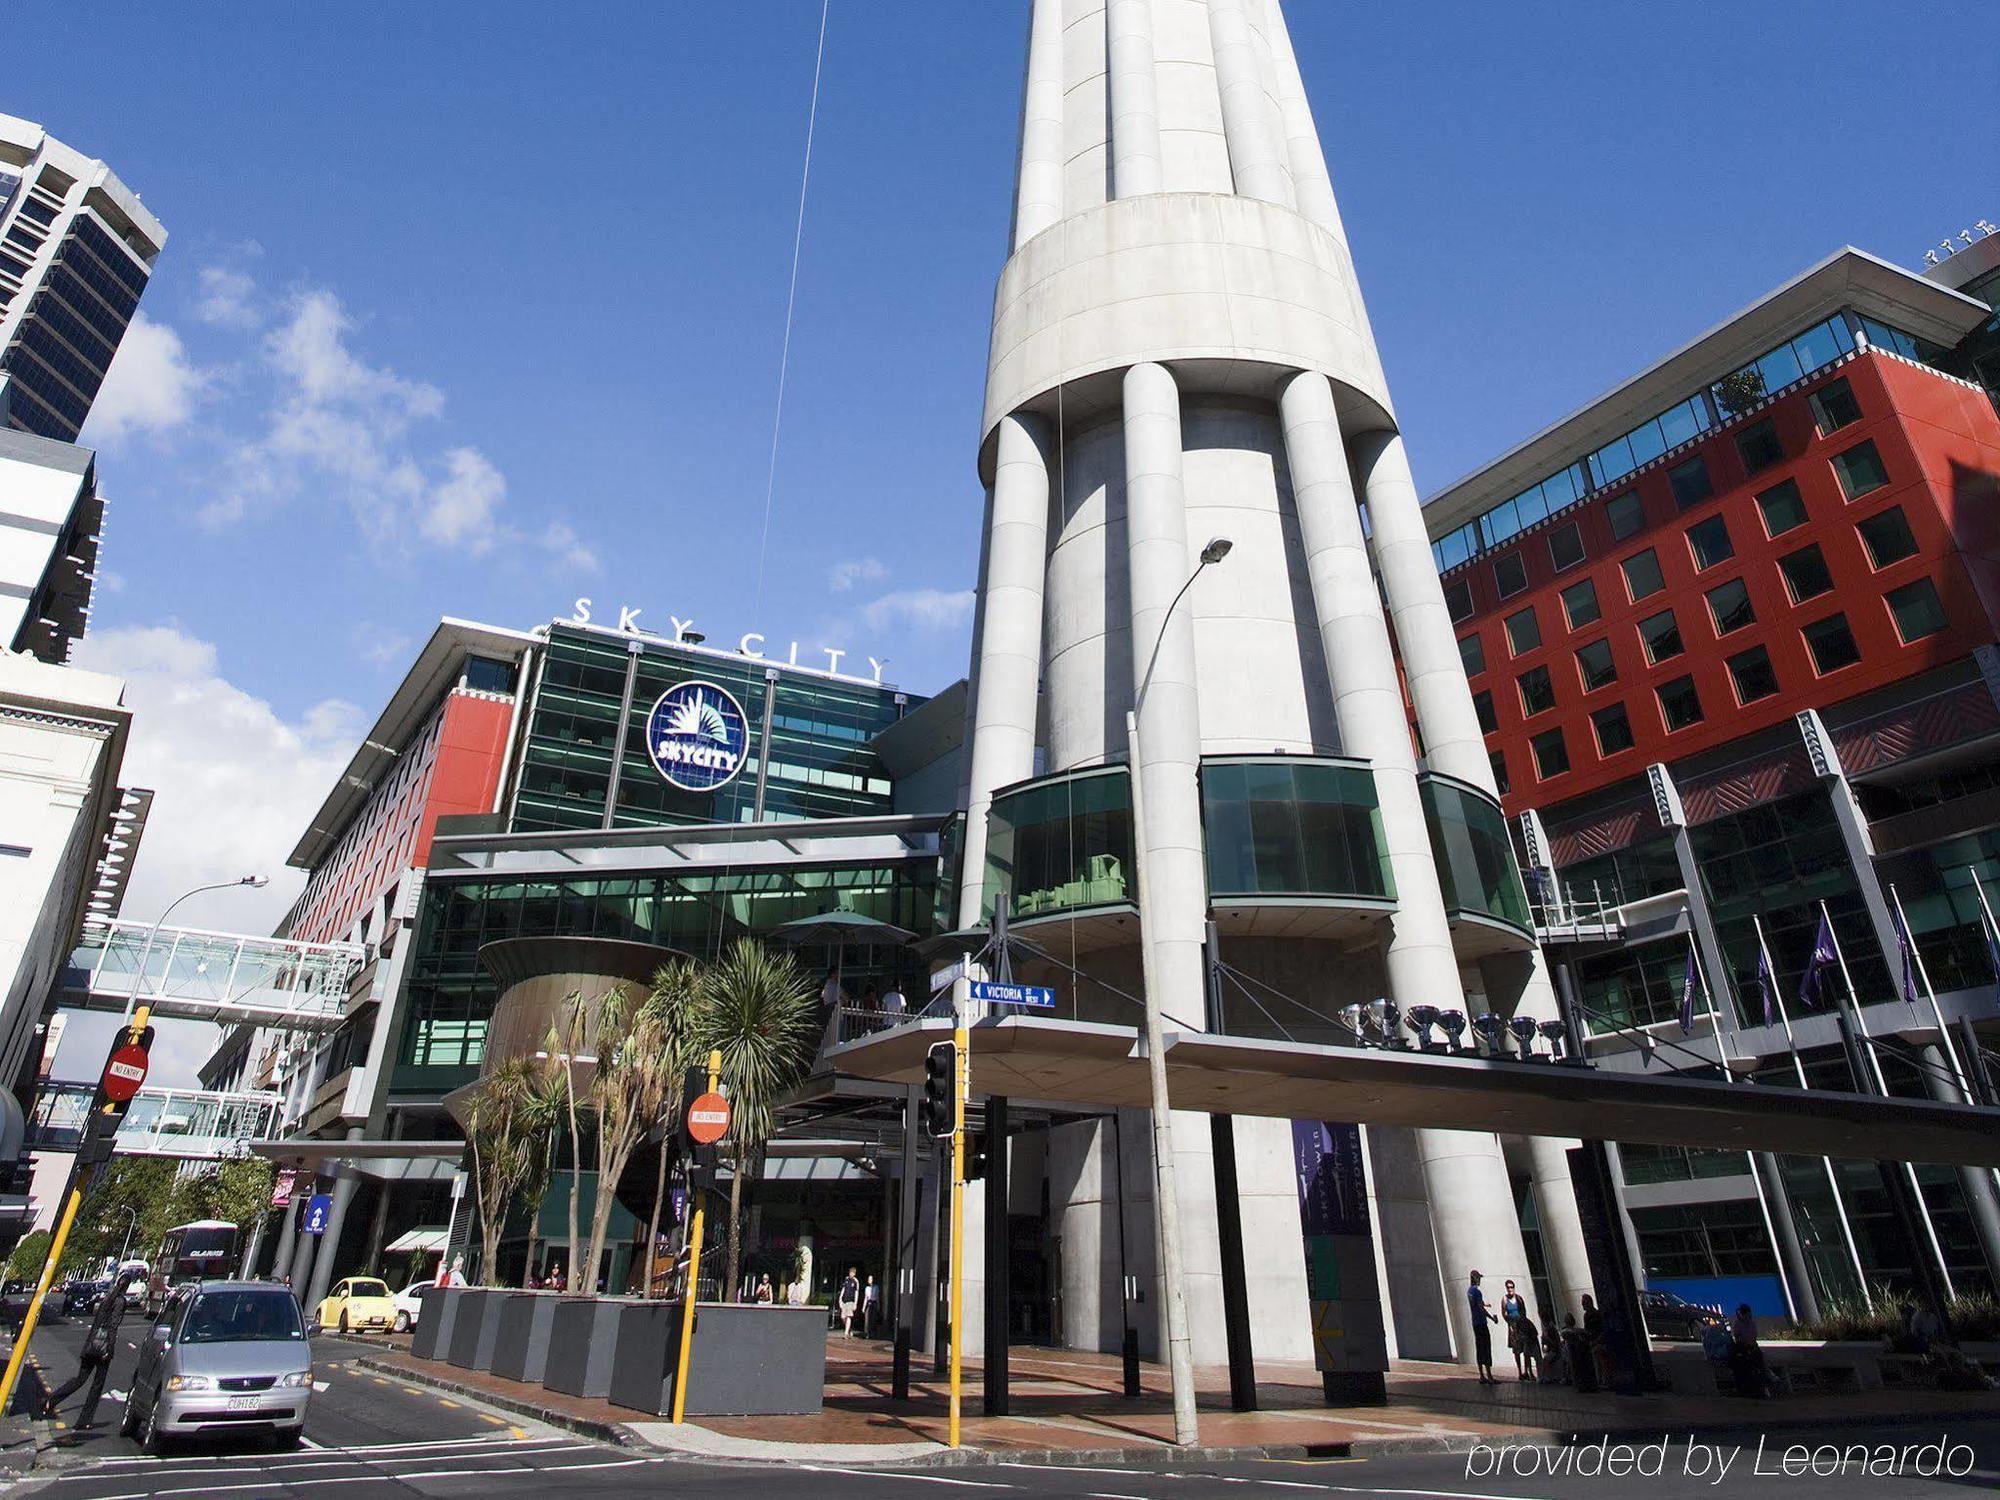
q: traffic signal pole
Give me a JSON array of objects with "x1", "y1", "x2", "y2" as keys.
[
  {"x1": 947, "y1": 1022, "x2": 968, "y2": 1449},
  {"x1": 669, "y1": 1049, "x2": 723, "y2": 1426},
  {"x1": 0, "y1": 1007, "x2": 155, "y2": 1419}
]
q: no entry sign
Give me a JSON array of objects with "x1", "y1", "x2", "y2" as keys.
[
  {"x1": 101, "y1": 1044, "x2": 150, "y2": 1103},
  {"x1": 686, "y1": 1092, "x2": 732, "y2": 1145}
]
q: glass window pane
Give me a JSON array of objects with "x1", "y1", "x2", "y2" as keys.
[
  {"x1": 1832, "y1": 439, "x2": 1890, "y2": 500},
  {"x1": 1561, "y1": 577, "x2": 1600, "y2": 629},
  {"x1": 1705, "y1": 578, "x2": 1756, "y2": 635},
  {"x1": 1756, "y1": 478, "x2": 1808, "y2": 536},
  {"x1": 1494, "y1": 552, "x2": 1528, "y2": 597},
  {"x1": 1607, "y1": 491, "x2": 1645, "y2": 540},
  {"x1": 1669, "y1": 456, "x2": 1714, "y2": 510},
  {"x1": 1484, "y1": 498, "x2": 1521, "y2": 546},
  {"x1": 1658, "y1": 398, "x2": 1708, "y2": 449},
  {"x1": 1686, "y1": 513, "x2": 1733, "y2": 570},
  {"x1": 1593, "y1": 435, "x2": 1636, "y2": 485},
  {"x1": 1622, "y1": 548, "x2": 1665, "y2": 601},
  {"x1": 1792, "y1": 318, "x2": 1847, "y2": 374},
  {"x1": 1639, "y1": 609, "x2": 1684, "y2": 664},
  {"x1": 1627, "y1": 419, "x2": 1667, "y2": 468},
  {"x1": 1593, "y1": 702, "x2": 1635, "y2": 756},
  {"x1": 1518, "y1": 665, "x2": 1556, "y2": 716},
  {"x1": 1657, "y1": 675, "x2": 1704, "y2": 731},
  {"x1": 1547, "y1": 521, "x2": 1586, "y2": 572},
  {"x1": 1576, "y1": 638, "x2": 1617, "y2": 691},
  {"x1": 1515, "y1": 483, "x2": 1550, "y2": 530},
  {"x1": 1736, "y1": 419, "x2": 1783, "y2": 473},
  {"x1": 1505, "y1": 606, "x2": 1541, "y2": 655},
  {"x1": 1728, "y1": 645, "x2": 1780, "y2": 703},
  {"x1": 1780, "y1": 544, "x2": 1834, "y2": 603},
  {"x1": 1803, "y1": 613, "x2": 1862, "y2": 674},
  {"x1": 1887, "y1": 578, "x2": 1948, "y2": 642},
  {"x1": 1858, "y1": 506, "x2": 1917, "y2": 568},
  {"x1": 1532, "y1": 729, "x2": 1569, "y2": 779},
  {"x1": 1459, "y1": 632, "x2": 1486, "y2": 676}
]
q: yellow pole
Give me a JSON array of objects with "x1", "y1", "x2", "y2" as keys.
[
  {"x1": 947, "y1": 1023, "x2": 968, "y2": 1449},
  {"x1": 669, "y1": 1048, "x2": 721, "y2": 1425},
  {"x1": 0, "y1": 1005, "x2": 152, "y2": 1420}
]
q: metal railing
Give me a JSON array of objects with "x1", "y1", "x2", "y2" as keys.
[
  {"x1": 1530, "y1": 879, "x2": 1627, "y2": 943},
  {"x1": 26, "y1": 1083, "x2": 285, "y2": 1160},
  {"x1": 65, "y1": 918, "x2": 365, "y2": 1030}
]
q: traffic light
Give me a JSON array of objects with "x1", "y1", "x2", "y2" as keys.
[
  {"x1": 919, "y1": 1040, "x2": 957, "y2": 1140},
  {"x1": 962, "y1": 1132, "x2": 987, "y2": 1182}
]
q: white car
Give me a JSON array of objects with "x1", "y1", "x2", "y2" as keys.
[{"x1": 392, "y1": 1281, "x2": 427, "y2": 1333}]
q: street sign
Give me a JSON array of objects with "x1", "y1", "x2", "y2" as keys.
[
  {"x1": 686, "y1": 1091, "x2": 732, "y2": 1145},
  {"x1": 303, "y1": 1193, "x2": 333, "y2": 1235},
  {"x1": 967, "y1": 980, "x2": 1055, "y2": 1009},
  {"x1": 101, "y1": 1043, "x2": 150, "y2": 1102}
]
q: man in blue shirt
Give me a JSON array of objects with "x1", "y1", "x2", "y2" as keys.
[{"x1": 1467, "y1": 1270, "x2": 1500, "y2": 1385}]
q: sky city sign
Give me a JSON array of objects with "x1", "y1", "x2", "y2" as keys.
[
  {"x1": 569, "y1": 598, "x2": 890, "y2": 684},
  {"x1": 646, "y1": 680, "x2": 750, "y2": 793}
]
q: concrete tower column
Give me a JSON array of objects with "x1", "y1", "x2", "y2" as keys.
[
  {"x1": 1107, "y1": 0, "x2": 1164, "y2": 198},
  {"x1": 1205, "y1": 0, "x2": 1294, "y2": 207},
  {"x1": 1278, "y1": 370, "x2": 1533, "y2": 1359},
  {"x1": 1012, "y1": 0, "x2": 1067, "y2": 250},
  {"x1": 957, "y1": 412, "x2": 1053, "y2": 928},
  {"x1": 1261, "y1": 0, "x2": 1342, "y2": 240}
]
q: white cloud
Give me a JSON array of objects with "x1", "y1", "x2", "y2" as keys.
[
  {"x1": 194, "y1": 265, "x2": 262, "y2": 330},
  {"x1": 539, "y1": 520, "x2": 601, "y2": 574},
  {"x1": 83, "y1": 312, "x2": 205, "y2": 442},
  {"x1": 420, "y1": 446, "x2": 505, "y2": 551},
  {"x1": 858, "y1": 587, "x2": 975, "y2": 633},
  {"x1": 827, "y1": 557, "x2": 888, "y2": 594}
]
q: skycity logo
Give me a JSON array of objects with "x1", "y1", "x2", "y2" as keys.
[{"x1": 646, "y1": 681, "x2": 750, "y2": 793}]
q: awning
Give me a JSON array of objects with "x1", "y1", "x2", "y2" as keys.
[
  {"x1": 384, "y1": 1228, "x2": 449, "y2": 1254},
  {"x1": 826, "y1": 1017, "x2": 2000, "y2": 1169}
]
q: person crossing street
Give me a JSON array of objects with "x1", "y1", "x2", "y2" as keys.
[{"x1": 41, "y1": 1267, "x2": 143, "y2": 1429}]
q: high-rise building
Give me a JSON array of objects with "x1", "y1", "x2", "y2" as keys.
[
  {"x1": 0, "y1": 427, "x2": 103, "y2": 663},
  {"x1": 1425, "y1": 242, "x2": 2000, "y2": 1312},
  {"x1": 0, "y1": 113, "x2": 167, "y2": 442},
  {"x1": 952, "y1": 0, "x2": 1589, "y2": 1367}
]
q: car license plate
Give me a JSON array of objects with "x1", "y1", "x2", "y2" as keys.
[{"x1": 227, "y1": 1395, "x2": 258, "y2": 1411}]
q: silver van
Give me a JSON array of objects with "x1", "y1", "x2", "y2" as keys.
[{"x1": 123, "y1": 1281, "x2": 311, "y2": 1451}]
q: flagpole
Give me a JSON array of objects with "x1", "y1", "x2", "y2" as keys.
[
  {"x1": 1701, "y1": 949, "x2": 1799, "y2": 1321},
  {"x1": 1817, "y1": 900, "x2": 1956, "y2": 1300},
  {"x1": 1886, "y1": 883, "x2": 1974, "y2": 1099},
  {"x1": 1755, "y1": 914, "x2": 1871, "y2": 1305}
]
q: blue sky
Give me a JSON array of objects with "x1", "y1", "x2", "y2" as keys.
[{"x1": 9, "y1": 0, "x2": 1995, "y2": 1037}]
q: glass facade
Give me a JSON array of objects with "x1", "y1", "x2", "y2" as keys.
[
  {"x1": 981, "y1": 767, "x2": 1134, "y2": 923},
  {"x1": 512, "y1": 625, "x2": 906, "y2": 833},
  {"x1": 1419, "y1": 774, "x2": 1531, "y2": 931},
  {"x1": 1552, "y1": 831, "x2": 1681, "y2": 908},
  {"x1": 1202, "y1": 757, "x2": 1393, "y2": 902},
  {"x1": 396, "y1": 860, "x2": 941, "y2": 1093}
]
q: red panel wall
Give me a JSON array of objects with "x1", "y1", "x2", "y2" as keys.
[{"x1": 1443, "y1": 352, "x2": 2000, "y2": 817}]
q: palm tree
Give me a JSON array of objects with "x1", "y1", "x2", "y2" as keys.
[
  {"x1": 466, "y1": 1057, "x2": 547, "y2": 1285},
  {"x1": 697, "y1": 939, "x2": 817, "y2": 1298},
  {"x1": 543, "y1": 992, "x2": 593, "y2": 1289},
  {"x1": 642, "y1": 959, "x2": 705, "y2": 1296}
]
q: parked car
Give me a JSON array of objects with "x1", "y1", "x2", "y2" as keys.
[
  {"x1": 1640, "y1": 1288, "x2": 1725, "y2": 1341},
  {"x1": 392, "y1": 1280, "x2": 426, "y2": 1333},
  {"x1": 61, "y1": 1278, "x2": 111, "y2": 1317},
  {"x1": 315, "y1": 1277, "x2": 396, "y2": 1334},
  {"x1": 123, "y1": 1281, "x2": 311, "y2": 1452},
  {"x1": 0, "y1": 1280, "x2": 35, "y2": 1331}
]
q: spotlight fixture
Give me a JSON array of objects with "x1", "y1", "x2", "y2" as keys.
[
  {"x1": 1508, "y1": 1015, "x2": 1540, "y2": 1059},
  {"x1": 1376, "y1": 999, "x2": 1403, "y2": 1049},
  {"x1": 1438, "y1": 1009, "x2": 1469, "y2": 1053},
  {"x1": 1472, "y1": 1012, "x2": 1506, "y2": 1057},
  {"x1": 1341, "y1": 1002, "x2": 1368, "y2": 1045},
  {"x1": 1536, "y1": 1018, "x2": 1570, "y2": 1063},
  {"x1": 1406, "y1": 1004, "x2": 1441, "y2": 1051}
]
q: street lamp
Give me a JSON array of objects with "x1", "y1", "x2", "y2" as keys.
[
  {"x1": 103, "y1": 1204, "x2": 138, "y2": 1269},
  {"x1": 121, "y1": 875, "x2": 269, "y2": 1021},
  {"x1": 1125, "y1": 534, "x2": 1229, "y2": 1448}
]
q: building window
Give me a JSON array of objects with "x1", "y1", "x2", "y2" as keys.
[
  {"x1": 1575, "y1": 638, "x2": 1618, "y2": 692},
  {"x1": 1445, "y1": 578, "x2": 1474, "y2": 622},
  {"x1": 1561, "y1": 577, "x2": 1600, "y2": 630},
  {"x1": 1808, "y1": 376, "x2": 1862, "y2": 435},
  {"x1": 1656, "y1": 675, "x2": 1704, "y2": 732},
  {"x1": 1736, "y1": 418, "x2": 1783, "y2": 474},
  {"x1": 1547, "y1": 520, "x2": 1586, "y2": 572},
  {"x1": 1532, "y1": 728, "x2": 1570, "y2": 780},
  {"x1": 1606, "y1": 491, "x2": 1645, "y2": 541},
  {"x1": 1638, "y1": 609, "x2": 1684, "y2": 664},
  {"x1": 1473, "y1": 690, "x2": 1497, "y2": 734},
  {"x1": 1668, "y1": 456, "x2": 1714, "y2": 510},
  {"x1": 1621, "y1": 548, "x2": 1665, "y2": 601},
  {"x1": 1518, "y1": 665, "x2": 1556, "y2": 717},
  {"x1": 1505, "y1": 606, "x2": 1541, "y2": 655},
  {"x1": 1857, "y1": 506, "x2": 1918, "y2": 568},
  {"x1": 1490, "y1": 749, "x2": 1510, "y2": 795},
  {"x1": 1593, "y1": 702, "x2": 1636, "y2": 756},
  {"x1": 1778, "y1": 543, "x2": 1834, "y2": 603},
  {"x1": 1458, "y1": 632, "x2": 1485, "y2": 676},
  {"x1": 1802, "y1": 613, "x2": 1861, "y2": 674},
  {"x1": 1831, "y1": 439, "x2": 1890, "y2": 500},
  {"x1": 1755, "y1": 478, "x2": 1808, "y2": 537},
  {"x1": 1705, "y1": 577, "x2": 1756, "y2": 636},
  {"x1": 1886, "y1": 578, "x2": 1948, "y2": 642},
  {"x1": 1727, "y1": 645, "x2": 1780, "y2": 704},
  {"x1": 1494, "y1": 551, "x2": 1528, "y2": 598},
  {"x1": 1685, "y1": 513, "x2": 1734, "y2": 570},
  {"x1": 462, "y1": 656, "x2": 520, "y2": 695}
]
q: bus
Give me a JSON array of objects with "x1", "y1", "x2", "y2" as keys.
[{"x1": 147, "y1": 1220, "x2": 239, "y2": 1313}]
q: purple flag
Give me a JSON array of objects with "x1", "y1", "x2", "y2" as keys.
[
  {"x1": 1892, "y1": 906, "x2": 1921, "y2": 1009},
  {"x1": 1678, "y1": 944, "x2": 1697, "y2": 1035},
  {"x1": 1799, "y1": 913, "x2": 1838, "y2": 1011},
  {"x1": 1754, "y1": 943, "x2": 1776, "y2": 1027}
]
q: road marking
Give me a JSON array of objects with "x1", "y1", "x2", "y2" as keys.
[
  {"x1": 438, "y1": 1396, "x2": 460, "y2": 1408},
  {"x1": 479, "y1": 1412, "x2": 505, "y2": 1425},
  {"x1": 1232, "y1": 1485, "x2": 1534, "y2": 1500},
  {"x1": 802, "y1": 1468, "x2": 1011, "y2": 1489},
  {"x1": 61, "y1": 1438, "x2": 586, "y2": 1474}
]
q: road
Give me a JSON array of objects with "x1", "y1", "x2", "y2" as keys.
[{"x1": 3, "y1": 1312, "x2": 1995, "y2": 1497}]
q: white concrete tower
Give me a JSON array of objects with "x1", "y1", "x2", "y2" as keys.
[{"x1": 960, "y1": 0, "x2": 1589, "y2": 1367}]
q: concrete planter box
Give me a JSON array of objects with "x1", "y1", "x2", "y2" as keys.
[
  {"x1": 607, "y1": 1301, "x2": 827, "y2": 1417},
  {"x1": 446, "y1": 1288, "x2": 504, "y2": 1370},
  {"x1": 543, "y1": 1296, "x2": 640, "y2": 1399},
  {"x1": 492, "y1": 1292, "x2": 563, "y2": 1386},
  {"x1": 411, "y1": 1287, "x2": 468, "y2": 1362}
]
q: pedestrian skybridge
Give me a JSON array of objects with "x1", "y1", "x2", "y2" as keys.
[
  {"x1": 26, "y1": 1083, "x2": 284, "y2": 1160},
  {"x1": 826, "y1": 1015, "x2": 2000, "y2": 1169},
  {"x1": 60, "y1": 918, "x2": 365, "y2": 1030}
]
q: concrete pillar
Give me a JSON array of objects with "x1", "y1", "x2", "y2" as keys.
[
  {"x1": 307, "y1": 1172, "x2": 360, "y2": 1311},
  {"x1": 1919, "y1": 1043, "x2": 2000, "y2": 1283},
  {"x1": 270, "y1": 1189, "x2": 299, "y2": 1284},
  {"x1": 1277, "y1": 371, "x2": 1531, "y2": 1361},
  {"x1": 1260, "y1": 0, "x2": 1343, "y2": 241},
  {"x1": 957, "y1": 411, "x2": 1052, "y2": 928},
  {"x1": 288, "y1": 1184, "x2": 321, "y2": 1294},
  {"x1": 1205, "y1": 0, "x2": 1293, "y2": 207},
  {"x1": 1012, "y1": 0, "x2": 1066, "y2": 250},
  {"x1": 1106, "y1": 0, "x2": 1164, "y2": 198}
]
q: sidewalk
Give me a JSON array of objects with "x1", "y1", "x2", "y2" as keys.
[{"x1": 361, "y1": 1331, "x2": 2000, "y2": 1467}]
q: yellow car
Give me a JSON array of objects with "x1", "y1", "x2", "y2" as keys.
[{"x1": 317, "y1": 1276, "x2": 396, "y2": 1334}]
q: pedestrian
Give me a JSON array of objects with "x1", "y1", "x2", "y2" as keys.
[
  {"x1": 838, "y1": 1266, "x2": 861, "y2": 1336},
  {"x1": 1581, "y1": 1294, "x2": 1611, "y2": 1388},
  {"x1": 1466, "y1": 1270, "x2": 1500, "y2": 1384},
  {"x1": 881, "y1": 983, "x2": 906, "y2": 1019},
  {"x1": 756, "y1": 1274, "x2": 775, "y2": 1305},
  {"x1": 1540, "y1": 1319, "x2": 1566, "y2": 1383},
  {"x1": 547, "y1": 1263, "x2": 566, "y2": 1293},
  {"x1": 1512, "y1": 1309, "x2": 1541, "y2": 1381},
  {"x1": 862, "y1": 1274, "x2": 880, "y2": 1336},
  {"x1": 1500, "y1": 1278, "x2": 1529, "y2": 1379},
  {"x1": 1728, "y1": 1303, "x2": 1773, "y2": 1397},
  {"x1": 42, "y1": 1268, "x2": 142, "y2": 1428}
]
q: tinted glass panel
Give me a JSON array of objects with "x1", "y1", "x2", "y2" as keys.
[
  {"x1": 1705, "y1": 578, "x2": 1756, "y2": 635},
  {"x1": 1593, "y1": 703, "x2": 1635, "y2": 755},
  {"x1": 1686, "y1": 514, "x2": 1733, "y2": 569},
  {"x1": 1532, "y1": 729, "x2": 1569, "y2": 779},
  {"x1": 1561, "y1": 577, "x2": 1600, "y2": 629},
  {"x1": 1518, "y1": 665, "x2": 1556, "y2": 716},
  {"x1": 1493, "y1": 552, "x2": 1527, "y2": 597},
  {"x1": 1576, "y1": 638, "x2": 1617, "y2": 691},
  {"x1": 1202, "y1": 760, "x2": 1392, "y2": 901},
  {"x1": 1547, "y1": 521, "x2": 1586, "y2": 571},
  {"x1": 1755, "y1": 478, "x2": 1808, "y2": 536},
  {"x1": 1458, "y1": 632, "x2": 1485, "y2": 676},
  {"x1": 1639, "y1": 609, "x2": 1683, "y2": 664},
  {"x1": 1505, "y1": 607, "x2": 1540, "y2": 655},
  {"x1": 1727, "y1": 645, "x2": 1780, "y2": 703},
  {"x1": 1607, "y1": 492, "x2": 1645, "y2": 540},
  {"x1": 1736, "y1": 419, "x2": 1783, "y2": 474},
  {"x1": 1444, "y1": 579, "x2": 1473, "y2": 621},
  {"x1": 1669, "y1": 456, "x2": 1714, "y2": 510},
  {"x1": 1657, "y1": 675, "x2": 1704, "y2": 731},
  {"x1": 1832, "y1": 440, "x2": 1889, "y2": 500},
  {"x1": 1473, "y1": 691, "x2": 1497, "y2": 733},
  {"x1": 1808, "y1": 377, "x2": 1862, "y2": 435},
  {"x1": 1887, "y1": 578, "x2": 1947, "y2": 642},
  {"x1": 1803, "y1": 613, "x2": 1861, "y2": 674},
  {"x1": 1857, "y1": 506, "x2": 1917, "y2": 568},
  {"x1": 1621, "y1": 549, "x2": 1665, "y2": 600},
  {"x1": 1779, "y1": 544, "x2": 1834, "y2": 603}
]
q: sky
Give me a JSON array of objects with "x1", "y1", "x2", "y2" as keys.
[{"x1": 12, "y1": 1, "x2": 1995, "y2": 1081}]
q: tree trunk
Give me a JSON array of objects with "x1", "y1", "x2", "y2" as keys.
[
  {"x1": 643, "y1": 1129, "x2": 669, "y2": 1298},
  {"x1": 563, "y1": 1075, "x2": 584, "y2": 1291},
  {"x1": 724, "y1": 1148, "x2": 746, "y2": 1301}
]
